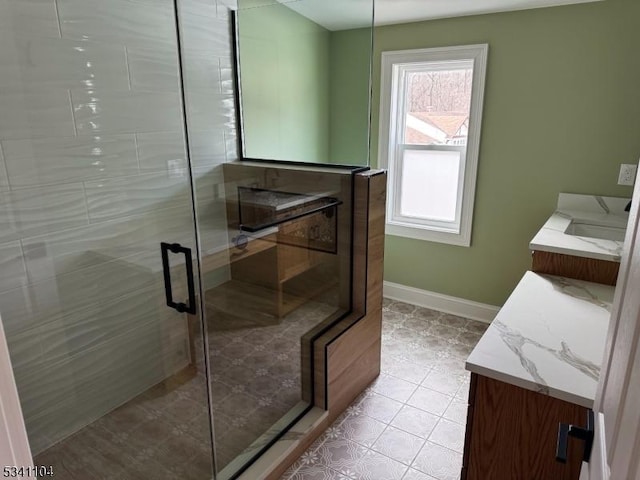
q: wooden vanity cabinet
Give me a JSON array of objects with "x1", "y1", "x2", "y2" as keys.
[
  {"x1": 531, "y1": 250, "x2": 619, "y2": 286},
  {"x1": 462, "y1": 373, "x2": 587, "y2": 480}
]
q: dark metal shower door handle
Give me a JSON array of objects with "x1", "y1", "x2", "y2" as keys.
[
  {"x1": 556, "y1": 409, "x2": 595, "y2": 464},
  {"x1": 160, "y1": 242, "x2": 197, "y2": 315}
]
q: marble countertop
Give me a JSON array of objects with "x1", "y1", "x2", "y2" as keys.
[
  {"x1": 238, "y1": 188, "x2": 337, "y2": 212},
  {"x1": 466, "y1": 271, "x2": 614, "y2": 408},
  {"x1": 529, "y1": 193, "x2": 629, "y2": 262}
]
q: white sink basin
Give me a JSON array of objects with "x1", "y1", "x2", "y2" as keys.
[{"x1": 565, "y1": 222, "x2": 626, "y2": 242}]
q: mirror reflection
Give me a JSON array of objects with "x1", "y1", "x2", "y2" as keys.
[{"x1": 235, "y1": 0, "x2": 374, "y2": 166}]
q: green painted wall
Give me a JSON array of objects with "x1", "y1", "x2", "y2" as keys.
[
  {"x1": 369, "y1": 0, "x2": 640, "y2": 305},
  {"x1": 238, "y1": 4, "x2": 330, "y2": 162},
  {"x1": 329, "y1": 28, "x2": 372, "y2": 165}
]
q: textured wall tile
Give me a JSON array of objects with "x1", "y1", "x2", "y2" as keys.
[
  {"x1": 1, "y1": 252, "x2": 158, "y2": 339},
  {"x1": 24, "y1": 313, "x2": 188, "y2": 453},
  {"x1": 72, "y1": 89, "x2": 182, "y2": 135},
  {"x1": 20, "y1": 380, "x2": 80, "y2": 454},
  {"x1": 22, "y1": 206, "x2": 195, "y2": 284},
  {"x1": 70, "y1": 313, "x2": 188, "y2": 396},
  {"x1": 225, "y1": 129, "x2": 239, "y2": 161},
  {"x1": 39, "y1": 283, "x2": 178, "y2": 365},
  {"x1": 136, "y1": 131, "x2": 186, "y2": 173},
  {"x1": 190, "y1": 130, "x2": 226, "y2": 168},
  {"x1": 0, "y1": 145, "x2": 9, "y2": 191},
  {"x1": 188, "y1": 0, "x2": 216, "y2": 7},
  {"x1": 199, "y1": 225, "x2": 231, "y2": 257},
  {"x1": 12, "y1": 348, "x2": 76, "y2": 421},
  {"x1": 36, "y1": 276, "x2": 161, "y2": 365},
  {"x1": 193, "y1": 166, "x2": 224, "y2": 207},
  {"x1": 84, "y1": 172, "x2": 192, "y2": 222},
  {"x1": 0, "y1": 184, "x2": 89, "y2": 242},
  {"x1": 185, "y1": 91, "x2": 235, "y2": 133},
  {"x1": 183, "y1": 50, "x2": 222, "y2": 91},
  {"x1": 137, "y1": 125, "x2": 226, "y2": 173},
  {"x1": 0, "y1": 0, "x2": 60, "y2": 39},
  {"x1": 4, "y1": 326, "x2": 44, "y2": 373},
  {"x1": 127, "y1": 46, "x2": 180, "y2": 91},
  {"x1": 49, "y1": 252, "x2": 161, "y2": 312},
  {"x1": 0, "y1": 241, "x2": 28, "y2": 292},
  {"x1": 0, "y1": 282, "x2": 64, "y2": 336},
  {"x1": 2, "y1": 135, "x2": 139, "y2": 187},
  {"x1": 219, "y1": 57, "x2": 235, "y2": 94},
  {"x1": 57, "y1": 0, "x2": 176, "y2": 50},
  {"x1": 184, "y1": 166, "x2": 229, "y2": 255},
  {"x1": 0, "y1": 38, "x2": 129, "y2": 90},
  {"x1": 180, "y1": 1, "x2": 230, "y2": 56},
  {"x1": 0, "y1": 91, "x2": 75, "y2": 140}
]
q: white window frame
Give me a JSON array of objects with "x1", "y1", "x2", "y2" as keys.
[{"x1": 378, "y1": 44, "x2": 488, "y2": 247}]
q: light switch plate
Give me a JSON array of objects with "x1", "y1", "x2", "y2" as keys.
[{"x1": 618, "y1": 164, "x2": 637, "y2": 186}]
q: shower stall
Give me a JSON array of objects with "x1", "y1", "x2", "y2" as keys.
[{"x1": 0, "y1": 0, "x2": 379, "y2": 478}]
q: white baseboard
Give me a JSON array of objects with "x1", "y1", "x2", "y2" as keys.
[{"x1": 383, "y1": 281, "x2": 500, "y2": 324}]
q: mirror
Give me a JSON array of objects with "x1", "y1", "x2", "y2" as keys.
[{"x1": 234, "y1": 0, "x2": 374, "y2": 166}]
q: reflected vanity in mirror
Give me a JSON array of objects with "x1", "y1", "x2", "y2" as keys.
[{"x1": 234, "y1": 0, "x2": 374, "y2": 166}]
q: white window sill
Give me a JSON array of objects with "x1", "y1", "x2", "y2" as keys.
[{"x1": 385, "y1": 222, "x2": 471, "y2": 247}]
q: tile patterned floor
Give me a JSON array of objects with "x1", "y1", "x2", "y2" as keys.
[
  {"x1": 280, "y1": 298, "x2": 488, "y2": 480},
  {"x1": 33, "y1": 297, "x2": 339, "y2": 479},
  {"x1": 207, "y1": 298, "x2": 339, "y2": 469},
  {"x1": 32, "y1": 297, "x2": 486, "y2": 480}
]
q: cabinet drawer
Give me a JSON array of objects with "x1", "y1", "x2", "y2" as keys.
[
  {"x1": 465, "y1": 375, "x2": 585, "y2": 480},
  {"x1": 531, "y1": 250, "x2": 618, "y2": 285}
]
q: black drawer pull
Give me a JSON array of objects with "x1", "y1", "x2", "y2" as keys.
[
  {"x1": 556, "y1": 409, "x2": 594, "y2": 464},
  {"x1": 160, "y1": 242, "x2": 197, "y2": 315}
]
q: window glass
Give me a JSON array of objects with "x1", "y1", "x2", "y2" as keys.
[
  {"x1": 399, "y1": 149, "x2": 461, "y2": 222},
  {"x1": 404, "y1": 68, "x2": 473, "y2": 147}
]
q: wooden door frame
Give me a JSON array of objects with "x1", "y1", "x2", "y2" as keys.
[{"x1": 589, "y1": 172, "x2": 640, "y2": 480}]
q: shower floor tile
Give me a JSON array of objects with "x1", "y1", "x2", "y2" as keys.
[
  {"x1": 281, "y1": 300, "x2": 488, "y2": 480},
  {"x1": 33, "y1": 367, "x2": 213, "y2": 480},
  {"x1": 33, "y1": 298, "x2": 338, "y2": 479}
]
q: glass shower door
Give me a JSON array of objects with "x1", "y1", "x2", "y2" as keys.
[{"x1": 0, "y1": 0, "x2": 215, "y2": 478}]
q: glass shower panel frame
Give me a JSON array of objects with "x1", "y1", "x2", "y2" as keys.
[
  {"x1": 202, "y1": 161, "x2": 358, "y2": 479},
  {"x1": 0, "y1": 0, "x2": 218, "y2": 478}
]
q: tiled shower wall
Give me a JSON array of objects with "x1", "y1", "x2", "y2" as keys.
[{"x1": 0, "y1": 0, "x2": 237, "y2": 454}]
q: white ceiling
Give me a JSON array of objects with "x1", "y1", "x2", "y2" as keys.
[
  {"x1": 282, "y1": 0, "x2": 603, "y2": 31},
  {"x1": 282, "y1": 0, "x2": 373, "y2": 31}
]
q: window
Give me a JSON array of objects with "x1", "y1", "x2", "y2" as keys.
[{"x1": 378, "y1": 44, "x2": 488, "y2": 246}]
